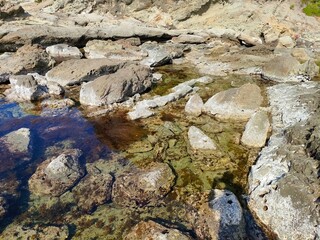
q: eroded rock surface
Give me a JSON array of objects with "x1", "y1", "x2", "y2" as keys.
[
  {"x1": 249, "y1": 83, "x2": 320, "y2": 240},
  {"x1": 112, "y1": 162, "x2": 175, "y2": 207},
  {"x1": 29, "y1": 149, "x2": 85, "y2": 197},
  {"x1": 124, "y1": 220, "x2": 191, "y2": 240}
]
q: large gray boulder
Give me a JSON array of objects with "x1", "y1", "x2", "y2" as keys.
[
  {"x1": 195, "y1": 189, "x2": 247, "y2": 239},
  {"x1": 45, "y1": 58, "x2": 125, "y2": 86},
  {"x1": 0, "y1": 44, "x2": 50, "y2": 83},
  {"x1": 203, "y1": 83, "x2": 263, "y2": 121},
  {"x1": 248, "y1": 83, "x2": 320, "y2": 240},
  {"x1": 241, "y1": 110, "x2": 270, "y2": 148},
  {"x1": 28, "y1": 149, "x2": 85, "y2": 197},
  {"x1": 79, "y1": 63, "x2": 152, "y2": 106},
  {"x1": 112, "y1": 162, "x2": 175, "y2": 207},
  {"x1": 124, "y1": 220, "x2": 191, "y2": 240},
  {"x1": 262, "y1": 55, "x2": 319, "y2": 82}
]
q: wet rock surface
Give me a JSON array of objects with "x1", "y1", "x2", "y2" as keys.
[
  {"x1": 124, "y1": 220, "x2": 192, "y2": 240},
  {"x1": 112, "y1": 162, "x2": 175, "y2": 207},
  {"x1": 28, "y1": 149, "x2": 85, "y2": 197}
]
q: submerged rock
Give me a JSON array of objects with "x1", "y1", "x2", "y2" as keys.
[
  {"x1": 196, "y1": 189, "x2": 246, "y2": 239},
  {"x1": 188, "y1": 126, "x2": 216, "y2": 150},
  {"x1": 46, "y1": 44, "x2": 83, "y2": 62},
  {"x1": 203, "y1": 83, "x2": 263, "y2": 121},
  {"x1": 29, "y1": 149, "x2": 85, "y2": 197},
  {"x1": 241, "y1": 110, "x2": 270, "y2": 148},
  {"x1": 0, "y1": 196, "x2": 7, "y2": 219},
  {"x1": 79, "y1": 63, "x2": 152, "y2": 106},
  {"x1": 45, "y1": 58, "x2": 125, "y2": 86},
  {"x1": 185, "y1": 94, "x2": 203, "y2": 117},
  {"x1": 124, "y1": 220, "x2": 191, "y2": 240},
  {"x1": 73, "y1": 163, "x2": 113, "y2": 212},
  {"x1": 112, "y1": 162, "x2": 175, "y2": 207}
]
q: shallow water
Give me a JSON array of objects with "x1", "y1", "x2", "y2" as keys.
[{"x1": 0, "y1": 66, "x2": 270, "y2": 239}]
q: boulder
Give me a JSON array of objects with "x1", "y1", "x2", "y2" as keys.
[
  {"x1": 185, "y1": 94, "x2": 203, "y2": 117},
  {"x1": 277, "y1": 36, "x2": 295, "y2": 48},
  {"x1": 140, "y1": 42, "x2": 183, "y2": 67},
  {"x1": 0, "y1": 45, "x2": 50, "y2": 83},
  {"x1": 79, "y1": 64, "x2": 152, "y2": 106},
  {"x1": 203, "y1": 83, "x2": 263, "y2": 121},
  {"x1": 262, "y1": 55, "x2": 319, "y2": 82},
  {"x1": 0, "y1": 128, "x2": 32, "y2": 161},
  {"x1": 241, "y1": 110, "x2": 270, "y2": 148},
  {"x1": 124, "y1": 220, "x2": 191, "y2": 240},
  {"x1": 46, "y1": 81, "x2": 65, "y2": 95},
  {"x1": 45, "y1": 58, "x2": 125, "y2": 86},
  {"x1": 73, "y1": 163, "x2": 113, "y2": 212},
  {"x1": 112, "y1": 162, "x2": 175, "y2": 207},
  {"x1": 84, "y1": 39, "x2": 146, "y2": 61},
  {"x1": 28, "y1": 149, "x2": 85, "y2": 197},
  {"x1": 238, "y1": 33, "x2": 262, "y2": 46},
  {"x1": 6, "y1": 75, "x2": 45, "y2": 101},
  {"x1": 46, "y1": 44, "x2": 82, "y2": 62},
  {"x1": 188, "y1": 126, "x2": 216, "y2": 150},
  {"x1": 196, "y1": 189, "x2": 247, "y2": 239}
]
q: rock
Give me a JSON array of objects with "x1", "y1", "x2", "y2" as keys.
[
  {"x1": 0, "y1": 128, "x2": 32, "y2": 161},
  {"x1": 185, "y1": 94, "x2": 203, "y2": 116},
  {"x1": 128, "y1": 76, "x2": 212, "y2": 120},
  {"x1": 0, "y1": 196, "x2": 7, "y2": 219},
  {"x1": 46, "y1": 81, "x2": 65, "y2": 95},
  {"x1": 45, "y1": 58, "x2": 125, "y2": 86},
  {"x1": 248, "y1": 83, "x2": 320, "y2": 240},
  {"x1": 291, "y1": 48, "x2": 311, "y2": 62},
  {"x1": 84, "y1": 39, "x2": 146, "y2": 61},
  {"x1": 262, "y1": 27, "x2": 280, "y2": 44},
  {"x1": 28, "y1": 149, "x2": 85, "y2": 197},
  {"x1": 196, "y1": 189, "x2": 247, "y2": 239},
  {"x1": 0, "y1": 3, "x2": 25, "y2": 19},
  {"x1": 277, "y1": 36, "x2": 295, "y2": 48},
  {"x1": 241, "y1": 110, "x2": 270, "y2": 148},
  {"x1": 80, "y1": 63, "x2": 152, "y2": 106},
  {"x1": 73, "y1": 163, "x2": 113, "y2": 212},
  {"x1": 6, "y1": 75, "x2": 45, "y2": 101},
  {"x1": 124, "y1": 220, "x2": 191, "y2": 240},
  {"x1": 238, "y1": 33, "x2": 262, "y2": 46},
  {"x1": 112, "y1": 162, "x2": 175, "y2": 207},
  {"x1": 41, "y1": 98, "x2": 75, "y2": 109},
  {"x1": 203, "y1": 83, "x2": 263, "y2": 121},
  {"x1": 1, "y1": 224, "x2": 69, "y2": 240},
  {"x1": 188, "y1": 126, "x2": 216, "y2": 150},
  {"x1": 140, "y1": 43, "x2": 172, "y2": 67},
  {"x1": 172, "y1": 34, "x2": 207, "y2": 44},
  {"x1": 0, "y1": 45, "x2": 50, "y2": 83},
  {"x1": 46, "y1": 44, "x2": 82, "y2": 62},
  {"x1": 262, "y1": 55, "x2": 319, "y2": 82}
]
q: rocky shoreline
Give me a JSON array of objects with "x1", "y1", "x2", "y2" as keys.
[{"x1": 0, "y1": 0, "x2": 319, "y2": 239}]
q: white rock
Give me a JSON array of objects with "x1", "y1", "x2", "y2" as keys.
[
  {"x1": 241, "y1": 110, "x2": 270, "y2": 147},
  {"x1": 188, "y1": 126, "x2": 216, "y2": 150},
  {"x1": 185, "y1": 94, "x2": 203, "y2": 116},
  {"x1": 46, "y1": 44, "x2": 82, "y2": 62},
  {"x1": 277, "y1": 36, "x2": 295, "y2": 48}
]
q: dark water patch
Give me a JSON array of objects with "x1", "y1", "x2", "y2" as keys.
[{"x1": 88, "y1": 111, "x2": 149, "y2": 151}]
